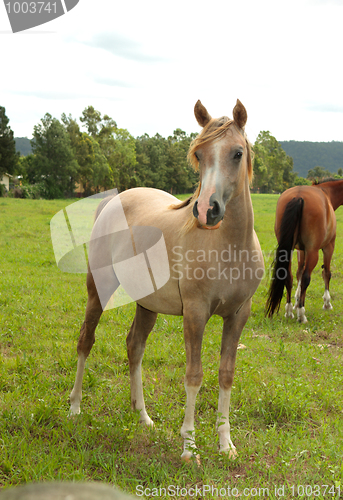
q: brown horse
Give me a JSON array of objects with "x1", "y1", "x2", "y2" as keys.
[
  {"x1": 69, "y1": 99, "x2": 264, "y2": 460},
  {"x1": 266, "y1": 179, "x2": 343, "y2": 323}
]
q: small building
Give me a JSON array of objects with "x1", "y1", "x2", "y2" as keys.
[{"x1": 0, "y1": 173, "x2": 13, "y2": 191}]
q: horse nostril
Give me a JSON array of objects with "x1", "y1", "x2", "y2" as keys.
[
  {"x1": 211, "y1": 200, "x2": 220, "y2": 217},
  {"x1": 193, "y1": 200, "x2": 199, "y2": 218},
  {"x1": 207, "y1": 199, "x2": 223, "y2": 224}
]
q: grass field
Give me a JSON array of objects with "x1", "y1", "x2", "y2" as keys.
[{"x1": 0, "y1": 194, "x2": 342, "y2": 498}]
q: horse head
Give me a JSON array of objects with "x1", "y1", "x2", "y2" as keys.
[{"x1": 190, "y1": 99, "x2": 252, "y2": 229}]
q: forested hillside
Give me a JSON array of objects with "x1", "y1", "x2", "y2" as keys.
[
  {"x1": 15, "y1": 137, "x2": 32, "y2": 156},
  {"x1": 17, "y1": 135, "x2": 343, "y2": 181},
  {"x1": 279, "y1": 140, "x2": 343, "y2": 177},
  {"x1": 4, "y1": 104, "x2": 341, "y2": 199}
]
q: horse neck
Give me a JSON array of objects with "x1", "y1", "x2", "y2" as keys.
[
  {"x1": 223, "y1": 181, "x2": 255, "y2": 241},
  {"x1": 320, "y1": 181, "x2": 343, "y2": 210}
]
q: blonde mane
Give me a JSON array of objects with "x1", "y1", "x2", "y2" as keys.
[{"x1": 170, "y1": 117, "x2": 253, "y2": 234}]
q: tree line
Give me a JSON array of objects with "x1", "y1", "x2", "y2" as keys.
[{"x1": 1, "y1": 105, "x2": 341, "y2": 199}]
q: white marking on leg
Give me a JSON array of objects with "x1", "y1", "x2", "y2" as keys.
[
  {"x1": 130, "y1": 363, "x2": 153, "y2": 426},
  {"x1": 293, "y1": 281, "x2": 301, "y2": 310},
  {"x1": 285, "y1": 302, "x2": 294, "y2": 319},
  {"x1": 181, "y1": 384, "x2": 200, "y2": 461},
  {"x1": 70, "y1": 353, "x2": 86, "y2": 415},
  {"x1": 216, "y1": 387, "x2": 237, "y2": 458},
  {"x1": 297, "y1": 306, "x2": 307, "y2": 323},
  {"x1": 322, "y1": 290, "x2": 333, "y2": 310}
]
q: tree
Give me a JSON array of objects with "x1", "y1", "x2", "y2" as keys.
[
  {"x1": 135, "y1": 133, "x2": 168, "y2": 190},
  {"x1": 252, "y1": 131, "x2": 296, "y2": 193},
  {"x1": 0, "y1": 106, "x2": 19, "y2": 177},
  {"x1": 109, "y1": 128, "x2": 137, "y2": 191},
  {"x1": 18, "y1": 154, "x2": 36, "y2": 183},
  {"x1": 79, "y1": 106, "x2": 137, "y2": 192},
  {"x1": 135, "y1": 130, "x2": 198, "y2": 194},
  {"x1": 80, "y1": 106, "x2": 103, "y2": 137},
  {"x1": 165, "y1": 129, "x2": 198, "y2": 194},
  {"x1": 307, "y1": 165, "x2": 332, "y2": 180},
  {"x1": 293, "y1": 176, "x2": 311, "y2": 186},
  {"x1": 31, "y1": 113, "x2": 78, "y2": 198},
  {"x1": 80, "y1": 106, "x2": 117, "y2": 139},
  {"x1": 62, "y1": 113, "x2": 112, "y2": 194},
  {"x1": 77, "y1": 134, "x2": 112, "y2": 194}
]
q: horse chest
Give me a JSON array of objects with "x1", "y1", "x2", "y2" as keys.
[{"x1": 177, "y1": 244, "x2": 263, "y2": 313}]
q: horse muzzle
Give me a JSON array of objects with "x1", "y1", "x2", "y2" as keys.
[{"x1": 193, "y1": 197, "x2": 225, "y2": 229}]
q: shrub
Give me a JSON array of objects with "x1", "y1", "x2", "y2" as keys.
[
  {"x1": 20, "y1": 183, "x2": 45, "y2": 199},
  {"x1": 0, "y1": 183, "x2": 7, "y2": 197}
]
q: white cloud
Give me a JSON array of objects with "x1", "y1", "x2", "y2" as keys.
[
  {"x1": 75, "y1": 32, "x2": 170, "y2": 63},
  {"x1": 1, "y1": 0, "x2": 343, "y2": 142}
]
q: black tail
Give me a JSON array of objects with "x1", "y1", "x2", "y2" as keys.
[{"x1": 266, "y1": 197, "x2": 304, "y2": 317}]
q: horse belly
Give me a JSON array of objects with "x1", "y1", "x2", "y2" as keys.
[{"x1": 137, "y1": 279, "x2": 183, "y2": 315}]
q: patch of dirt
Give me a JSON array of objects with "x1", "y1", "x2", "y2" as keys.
[{"x1": 312, "y1": 330, "x2": 329, "y2": 340}]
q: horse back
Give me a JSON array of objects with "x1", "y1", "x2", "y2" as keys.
[{"x1": 275, "y1": 185, "x2": 336, "y2": 250}]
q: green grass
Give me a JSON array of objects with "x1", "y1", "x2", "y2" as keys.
[{"x1": 0, "y1": 195, "x2": 342, "y2": 498}]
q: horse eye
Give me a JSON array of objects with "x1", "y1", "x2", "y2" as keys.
[
  {"x1": 234, "y1": 151, "x2": 243, "y2": 160},
  {"x1": 194, "y1": 152, "x2": 199, "y2": 160}
]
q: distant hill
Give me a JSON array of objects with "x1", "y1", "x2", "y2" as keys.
[
  {"x1": 15, "y1": 136, "x2": 343, "y2": 179},
  {"x1": 279, "y1": 140, "x2": 343, "y2": 178},
  {"x1": 15, "y1": 137, "x2": 32, "y2": 156}
]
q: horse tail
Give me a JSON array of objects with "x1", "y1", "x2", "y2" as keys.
[{"x1": 266, "y1": 197, "x2": 304, "y2": 317}]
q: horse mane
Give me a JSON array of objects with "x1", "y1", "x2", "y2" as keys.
[
  {"x1": 312, "y1": 177, "x2": 342, "y2": 185},
  {"x1": 169, "y1": 117, "x2": 253, "y2": 234}
]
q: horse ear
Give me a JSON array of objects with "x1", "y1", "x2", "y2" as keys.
[
  {"x1": 194, "y1": 100, "x2": 212, "y2": 127},
  {"x1": 233, "y1": 99, "x2": 247, "y2": 129}
]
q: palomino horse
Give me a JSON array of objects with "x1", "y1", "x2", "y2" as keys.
[
  {"x1": 69, "y1": 100, "x2": 264, "y2": 460},
  {"x1": 266, "y1": 179, "x2": 343, "y2": 323}
]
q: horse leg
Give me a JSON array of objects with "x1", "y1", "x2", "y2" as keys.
[
  {"x1": 180, "y1": 304, "x2": 208, "y2": 462},
  {"x1": 217, "y1": 300, "x2": 251, "y2": 458},
  {"x1": 322, "y1": 239, "x2": 335, "y2": 310},
  {"x1": 70, "y1": 271, "x2": 104, "y2": 415},
  {"x1": 297, "y1": 250, "x2": 318, "y2": 323},
  {"x1": 126, "y1": 304, "x2": 157, "y2": 426},
  {"x1": 284, "y1": 259, "x2": 294, "y2": 318},
  {"x1": 294, "y1": 250, "x2": 304, "y2": 310}
]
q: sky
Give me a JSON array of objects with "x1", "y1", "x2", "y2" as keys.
[{"x1": 1, "y1": 0, "x2": 343, "y2": 143}]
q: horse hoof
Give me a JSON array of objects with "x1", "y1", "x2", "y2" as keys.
[
  {"x1": 323, "y1": 303, "x2": 333, "y2": 310},
  {"x1": 285, "y1": 303, "x2": 294, "y2": 318},
  {"x1": 181, "y1": 451, "x2": 201, "y2": 466},
  {"x1": 140, "y1": 417, "x2": 154, "y2": 427},
  {"x1": 297, "y1": 307, "x2": 307, "y2": 323},
  {"x1": 69, "y1": 405, "x2": 81, "y2": 416},
  {"x1": 219, "y1": 447, "x2": 237, "y2": 459},
  {"x1": 284, "y1": 312, "x2": 294, "y2": 319},
  {"x1": 297, "y1": 316, "x2": 308, "y2": 324},
  {"x1": 181, "y1": 450, "x2": 192, "y2": 463}
]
